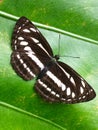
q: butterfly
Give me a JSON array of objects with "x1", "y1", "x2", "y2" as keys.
[{"x1": 11, "y1": 16, "x2": 96, "y2": 103}]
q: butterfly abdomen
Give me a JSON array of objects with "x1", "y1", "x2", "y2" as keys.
[{"x1": 37, "y1": 58, "x2": 57, "y2": 79}]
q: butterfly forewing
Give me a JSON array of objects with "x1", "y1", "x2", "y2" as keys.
[
  {"x1": 12, "y1": 17, "x2": 53, "y2": 56},
  {"x1": 35, "y1": 61, "x2": 96, "y2": 103},
  {"x1": 58, "y1": 62, "x2": 96, "y2": 102},
  {"x1": 11, "y1": 16, "x2": 96, "y2": 103},
  {"x1": 11, "y1": 17, "x2": 53, "y2": 80}
]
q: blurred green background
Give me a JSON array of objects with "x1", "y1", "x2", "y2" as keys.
[{"x1": 0, "y1": 0, "x2": 98, "y2": 130}]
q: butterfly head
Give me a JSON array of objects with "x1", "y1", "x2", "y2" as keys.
[{"x1": 54, "y1": 55, "x2": 60, "y2": 61}]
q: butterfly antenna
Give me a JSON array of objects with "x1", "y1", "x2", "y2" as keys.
[
  {"x1": 58, "y1": 34, "x2": 61, "y2": 56},
  {"x1": 60, "y1": 55, "x2": 80, "y2": 58},
  {"x1": 58, "y1": 34, "x2": 79, "y2": 59}
]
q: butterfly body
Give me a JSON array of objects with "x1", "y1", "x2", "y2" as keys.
[
  {"x1": 11, "y1": 17, "x2": 96, "y2": 103},
  {"x1": 37, "y1": 56, "x2": 57, "y2": 79}
]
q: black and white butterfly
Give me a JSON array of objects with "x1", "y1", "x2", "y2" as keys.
[{"x1": 11, "y1": 17, "x2": 96, "y2": 103}]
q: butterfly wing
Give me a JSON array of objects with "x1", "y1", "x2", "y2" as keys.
[
  {"x1": 11, "y1": 17, "x2": 53, "y2": 80},
  {"x1": 35, "y1": 61, "x2": 96, "y2": 103}
]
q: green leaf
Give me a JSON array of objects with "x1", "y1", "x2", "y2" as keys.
[
  {"x1": 0, "y1": 102, "x2": 64, "y2": 130},
  {"x1": 0, "y1": 1, "x2": 98, "y2": 130},
  {"x1": 0, "y1": 0, "x2": 98, "y2": 41}
]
